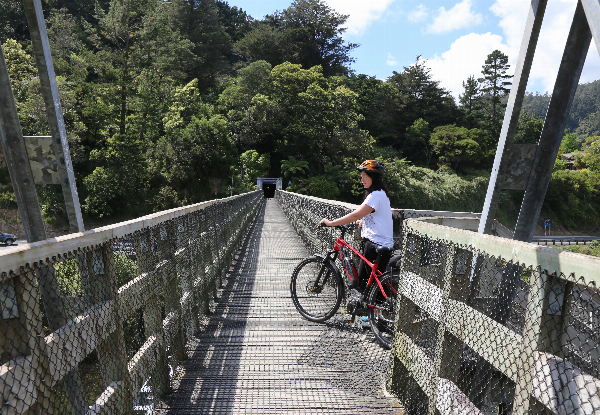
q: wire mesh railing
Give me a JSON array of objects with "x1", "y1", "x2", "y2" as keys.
[
  {"x1": 276, "y1": 190, "x2": 600, "y2": 414},
  {"x1": 0, "y1": 191, "x2": 262, "y2": 414},
  {"x1": 275, "y1": 190, "x2": 480, "y2": 256},
  {"x1": 392, "y1": 218, "x2": 600, "y2": 415}
]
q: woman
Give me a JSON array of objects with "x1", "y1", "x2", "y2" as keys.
[{"x1": 319, "y1": 160, "x2": 393, "y2": 291}]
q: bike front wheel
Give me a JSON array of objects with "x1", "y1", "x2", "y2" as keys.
[
  {"x1": 290, "y1": 257, "x2": 344, "y2": 323},
  {"x1": 368, "y1": 272, "x2": 399, "y2": 349}
]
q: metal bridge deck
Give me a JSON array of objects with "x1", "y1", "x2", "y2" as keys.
[{"x1": 157, "y1": 199, "x2": 402, "y2": 414}]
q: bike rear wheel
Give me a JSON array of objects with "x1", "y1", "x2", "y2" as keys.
[
  {"x1": 368, "y1": 272, "x2": 399, "y2": 349},
  {"x1": 290, "y1": 257, "x2": 343, "y2": 322}
]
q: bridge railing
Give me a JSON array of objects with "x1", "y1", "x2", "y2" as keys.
[
  {"x1": 0, "y1": 191, "x2": 262, "y2": 414},
  {"x1": 275, "y1": 190, "x2": 481, "y2": 256},
  {"x1": 393, "y1": 218, "x2": 600, "y2": 415}
]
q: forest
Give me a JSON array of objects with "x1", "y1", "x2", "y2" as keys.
[{"x1": 1, "y1": 0, "x2": 600, "y2": 233}]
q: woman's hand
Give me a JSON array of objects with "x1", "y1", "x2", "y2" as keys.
[
  {"x1": 356, "y1": 219, "x2": 362, "y2": 228},
  {"x1": 319, "y1": 218, "x2": 333, "y2": 227}
]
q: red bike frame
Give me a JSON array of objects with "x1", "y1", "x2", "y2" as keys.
[{"x1": 333, "y1": 236, "x2": 390, "y2": 300}]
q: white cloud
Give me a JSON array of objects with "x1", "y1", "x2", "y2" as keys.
[
  {"x1": 425, "y1": 0, "x2": 600, "y2": 98},
  {"x1": 426, "y1": 0, "x2": 483, "y2": 34},
  {"x1": 425, "y1": 32, "x2": 508, "y2": 99},
  {"x1": 386, "y1": 53, "x2": 398, "y2": 66},
  {"x1": 324, "y1": 0, "x2": 396, "y2": 35},
  {"x1": 408, "y1": 4, "x2": 428, "y2": 23}
]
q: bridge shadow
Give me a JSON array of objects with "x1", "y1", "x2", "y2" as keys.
[{"x1": 157, "y1": 201, "x2": 266, "y2": 414}]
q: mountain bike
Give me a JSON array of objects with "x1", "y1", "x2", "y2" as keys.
[{"x1": 290, "y1": 224, "x2": 399, "y2": 349}]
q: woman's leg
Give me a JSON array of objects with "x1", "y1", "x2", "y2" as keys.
[
  {"x1": 356, "y1": 240, "x2": 378, "y2": 290},
  {"x1": 357, "y1": 240, "x2": 392, "y2": 290}
]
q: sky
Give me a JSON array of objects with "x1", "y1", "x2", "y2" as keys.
[{"x1": 228, "y1": 0, "x2": 600, "y2": 99}]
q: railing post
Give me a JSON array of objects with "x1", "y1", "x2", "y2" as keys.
[
  {"x1": 36, "y1": 262, "x2": 86, "y2": 414},
  {"x1": 157, "y1": 222, "x2": 185, "y2": 366},
  {"x1": 177, "y1": 215, "x2": 198, "y2": 341},
  {"x1": 135, "y1": 229, "x2": 170, "y2": 405},
  {"x1": 433, "y1": 247, "x2": 473, "y2": 414},
  {"x1": 13, "y1": 267, "x2": 57, "y2": 413},
  {"x1": 91, "y1": 244, "x2": 133, "y2": 414},
  {"x1": 512, "y1": 267, "x2": 547, "y2": 413},
  {"x1": 198, "y1": 209, "x2": 213, "y2": 314}
]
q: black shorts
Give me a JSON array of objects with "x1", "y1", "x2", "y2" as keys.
[{"x1": 354, "y1": 239, "x2": 392, "y2": 289}]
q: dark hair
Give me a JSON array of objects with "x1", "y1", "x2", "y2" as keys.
[{"x1": 363, "y1": 170, "x2": 390, "y2": 199}]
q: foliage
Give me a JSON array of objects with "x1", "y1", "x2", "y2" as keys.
[
  {"x1": 459, "y1": 75, "x2": 483, "y2": 129},
  {"x1": 342, "y1": 74, "x2": 398, "y2": 145},
  {"x1": 583, "y1": 138, "x2": 600, "y2": 171},
  {"x1": 543, "y1": 169, "x2": 600, "y2": 228},
  {"x1": 406, "y1": 118, "x2": 434, "y2": 168},
  {"x1": 560, "y1": 133, "x2": 579, "y2": 153},
  {"x1": 383, "y1": 159, "x2": 489, "y2": 212},
  {"x1": 387, "y1": 57, "x2": 459, "y2": 152},
  {"x1": 281, "y1": 156, "x2": 309, "y2": 178},
  {"x1": 553, "y1": 156, "x2": 566, "y2": 172},
  {"x1": 221, "y1": 62, "x2": 371, "y2": 178},
  {"x1": 149, "y1": 80, "x2": 237, "y2": 206},
  {"x1": 215, "y1": 1, "x2": 254, "y2": 43},
  {"x1": 53, "y1": 253, "x2": 137, "y2": 298},
  {"x1": 54, "y1": 259, "x2": 83, "y2": 297},
  {"x1": 429, "y1": 125, "x2": 490, "y2": 172},
  {"x1": 514, "y1": 111, "x2": 543, "y2": 144},
  {"x1": 114, "y1": 253, "x2": 138, "y2": 287},
  {"x1": 236, "y1": 0, "x2": 357, "y2": 76},
  {"x1": 478, "y1": 50, "x2": 512, "y2": 137},
  {"x1": 239, "y1": 150, "x2": 270, "y2": 190},
  {"x1": 306, "y1": 175, "x2": 340, "y2": 199},
  {"x1": 553, "y1": 244, "x2": 600, "y2": 258},
  {"x1": 84, "y1": 133, "x2": 149, "y2": 217}
]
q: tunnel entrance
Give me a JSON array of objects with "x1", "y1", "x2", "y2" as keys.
[
  {"x1": 257, "y1": 178, "x2": 282, "y2": 198},
  {"x1": 263, "y1": 183, "x2": 276, "y2": 198}
]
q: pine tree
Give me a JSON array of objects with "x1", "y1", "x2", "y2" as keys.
[
  {"x1": 478, "y1": 50, "x2": 512, "y2": 137},
  {"x1": 459, "y1": 75, "x2": 482, "y2": 128}
]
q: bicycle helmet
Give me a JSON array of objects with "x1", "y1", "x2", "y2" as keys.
[{"x1": 356, "y1": 160, "x2": 385, "y2": 175}]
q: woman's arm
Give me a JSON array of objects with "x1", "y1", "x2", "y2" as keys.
[{"x1": 319, "y1": 204, "x2": 374, "y2": 227}]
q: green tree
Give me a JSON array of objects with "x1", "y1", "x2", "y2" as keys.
[
  {"x1": 514, "y1": 110, "x2": 543, "y2": 144},
  {"x1": 583, "y1": 138, "x2": 600, "y2": 170},
  {"x1": 343, "y1": 74, "x2": 398, "y2": 146},
  {"x1": 405, "y1": 118, "x2": 433, "y2": 168},
  {"x1": 215, "y1": 1, "x2": 254, "y2": 43},
  {"x1": 306, "y1": 175, "x2": 339, "y2": 199},
  {"x1": 274, "y1": 0, "x2": 357, "y2": 76},
  {"x1": 560, "y1": 133, "x2": 579, "y2": 153},
  {"x1": 0, "y1": 1, "x2": 28, "y2": 42},
  {"x1": 387, "y1": 57, "x2": 459, "y2": 151},
  {"x1": 239, "y1": 150, "x2": 270, "y2": 190},
  {"x1": 478, "y1": 50, "x2": 512, "y2": 137},
  {"x1": 175, "y1": 0, "x2": 233, "y2": 92},
  {"x1": 281, "y1": 156, "x2": 309, "y2": 178},
  {"x1": 83, "y1": 133, "x2": 149, "y2": 217},
  {"x1": 221, "y1": 62, "x2": 371, "y2": 172},
  {"x1": 233, "y1": 23, "x2": 295, "y2": 68},
  {"x1": 149, "y1": 79, "x2": 237, "y2": 205},
  {"x1": 459, "y1": 75, "x2": 483, "y2": 129},
  {"x1": 429, "y1": 125, "x2": 488, "y2": 173},
  {"x1": 236, "y1": 0, "x2": 357, "y2": 76}
]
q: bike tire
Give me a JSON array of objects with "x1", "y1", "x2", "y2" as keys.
[
  {"x1": 368, "y1": 272, "x2": 399, "y2": 349},
  {"x1": 290, "y1": 256, "x2": 344, "y2": 323}
]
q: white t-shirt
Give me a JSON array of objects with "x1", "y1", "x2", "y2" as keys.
[{"x1": 361, "y1": 190, "x2": 393, "y2": 248}]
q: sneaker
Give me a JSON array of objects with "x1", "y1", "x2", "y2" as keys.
[{"x1": 358, "y1": 316, "x2": 370, "y2": 329}]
